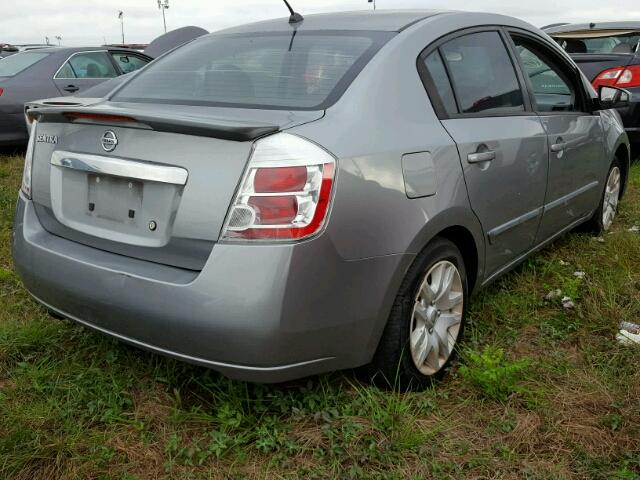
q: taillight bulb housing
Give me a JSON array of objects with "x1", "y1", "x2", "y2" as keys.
[
  {"x1": 21, "y1": 120, "x2": 37, "y2": 199},
  {"x1": 222, "y1": 133, "x2": 336, "y2": 241}
]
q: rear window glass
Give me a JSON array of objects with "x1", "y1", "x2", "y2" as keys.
[
  {"x1": 113, "y1": 31, "x2": 392, "y2": 110},
  {"x1": 554, "y1": 34, "x2": 640, "y2": 54},
  {"x1": 0, "y1": 52, "x2": 49, "y2": 77}
]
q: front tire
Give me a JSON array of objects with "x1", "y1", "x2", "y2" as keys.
[
  {"x1": 369, "y1": 238, "x2": 467, "y2": 390},
  {"x1": 584, "y1": 159, "x2": 622, "y2": 234}
]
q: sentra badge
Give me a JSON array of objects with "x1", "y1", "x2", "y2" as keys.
[{"x1": 36, "y1": 134, "x2": 58, "y2": 144}]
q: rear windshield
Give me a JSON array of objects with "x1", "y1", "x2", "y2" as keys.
[
  {"x1": 553, "y1": 33, "x2": 640, "y2": 54},
  {"x1": 113, "y1": 31, "x2": 393, "y2": 110},
  {"x1": 0, "y1": 51, "x2": 49, "y2": 77}
]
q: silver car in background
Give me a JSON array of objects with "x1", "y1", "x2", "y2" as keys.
[{"x1": 13, "y1": 10, "x2": 630, "y2": 389}]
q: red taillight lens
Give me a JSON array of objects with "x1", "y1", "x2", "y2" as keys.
[
  {"x1": 254, "y1": 166, "x2": 307, "y2": 193},
  {"x1": 593, "y1": 65, "x2": 640, "y2": 89},
  {"x1": 222, "y1": 133, "x2": 336, "y2": 241},
  {"x1": 0, "y1": 87, "x2": 4, "y2": 97},
  {"x1": 248, "y1": 195, "x2": 299, "y2": 224}
]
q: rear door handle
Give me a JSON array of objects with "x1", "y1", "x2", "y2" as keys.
[
  {"x1": 63, "y1": 85, "x2": 79, "y2": 93},
  {"x1": 467, "y1": 150, "x2": 496, "y2": 164}
]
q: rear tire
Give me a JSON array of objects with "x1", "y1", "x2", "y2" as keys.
[
  {"x1": 369, "y1": 237, "x2": 467, "y2": 391},
  {"x1": 583, "y1": 158, "x2": 622, "y2": 234}
]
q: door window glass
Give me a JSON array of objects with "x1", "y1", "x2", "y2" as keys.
[
  {"x1": 110, "y1": 53, "x2": 149, "y2": 74},
  {"x1": 66, "y1": 52, "x2": 118, "y2": 79},
  {"x1": 512, "y1": 37, "x2": 576, "y2": 112},
  {"x1": 422, "y1": 50, "x2": 457, "y2": 116},
  {"x1": 440, "y1": 31, "x2": 524, "y2": 114},
  {"x1": 55, "y1": 62, "x2": 76, "y2": 79}
]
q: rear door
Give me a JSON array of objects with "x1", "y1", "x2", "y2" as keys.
[
  {"x1": 420, "y1": 29, "x2": 548, "y2": 278},
  {"x1": 508, "y1": 31, "x2": 605, "y2": 240},
  {"x1": 53, "y1": 51, "x2": 119, "y2": 95}
]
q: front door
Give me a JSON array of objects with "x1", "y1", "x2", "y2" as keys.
[
  {"x1": 509, "y1": 33, "x2": 605, "y2": 241},
  {"x1": 421, "y1": 30, "x2": 549, "y2": 278}
]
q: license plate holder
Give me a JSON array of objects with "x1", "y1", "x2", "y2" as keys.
[{"x1": 87, "y1": 173, "x2": 143, "y2": 223}]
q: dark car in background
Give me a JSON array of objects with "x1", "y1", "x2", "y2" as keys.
[
  {"x1": 0, "y1": 47, "x2": 151, "y2": 145},
  {"x1": 545, "y1": 22, "x2": 640, "y2": 148},
  {"x1": 2, "y1": 26, "x2": 209, "y2": 145},
  {"x1": 0, "y1": 44, "x2": 54, "y2": 59}
]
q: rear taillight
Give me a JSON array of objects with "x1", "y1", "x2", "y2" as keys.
[
  {"x1": 0, "y1": 87, "x2": 4, "y2": 97},
  {"x1": 21, "y1": 120, "x2": 37, "y2": 199},
  {"x1": 593, "y1": 65, "x2": 640, "y2": 89},
  {"x1": 221, "y1": 133, "x2": 336, "y2": 241}
]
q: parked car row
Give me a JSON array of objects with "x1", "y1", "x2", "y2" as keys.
[
  {"x1": 0, "y1": 43, "x2": 54, "y2": 59},
  {"x1": 0, "y1": 27, "x2": 208, "y2": 145},
  {"x1": 11, "y1": 10, "x2": 631, "y2": 389}
]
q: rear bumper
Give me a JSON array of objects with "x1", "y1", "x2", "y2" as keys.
[
  {"x1": 12, "y1": 193, "x2": 410, "y2": 382},
  {"x1": 0, "y1": 110, "x2": 28, "y2": 145}
]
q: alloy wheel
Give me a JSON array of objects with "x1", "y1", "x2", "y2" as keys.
[
  {"x1": 409, "y1": 260, "x2": 464, "y2": 376},
  {"x1": 602, "y1": 166, "x2": 621, "y2": 230}
]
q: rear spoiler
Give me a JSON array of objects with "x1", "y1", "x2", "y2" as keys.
[{"x1": 28, "y1": 105, "x2": 280, "y2": 142}]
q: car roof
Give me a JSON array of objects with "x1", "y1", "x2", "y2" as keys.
[
  {"x1": 22, "y1": 46, "x2": 146, "y2": 55},
  {"x1": 545, "y1": 21, "x2": 640, "y2": 34},
  {"x1": 216, "y1": 10, "x2": 450, "y2": 34}
]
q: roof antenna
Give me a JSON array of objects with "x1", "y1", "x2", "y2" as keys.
[{"x1": 283, "y1": 0, "x2": 304, "y2": 24}]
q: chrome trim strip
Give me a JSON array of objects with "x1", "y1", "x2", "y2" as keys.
[
  {"x1": 487, "y1": 207, "x2": 542, "y2": 244},
  {"x1": 543, "y1": 181, "x2": 599, "y2": 212},
  {"x1": 483, "y1": 213, "x2": 592, "y2": 286},
  {"x1": 51, "y1": 150, "x2": 188, "y2": 185}
]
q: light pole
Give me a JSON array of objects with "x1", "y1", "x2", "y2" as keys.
[
  {"x1": 157, "y1": 0, "x2": 169, "y2": 33},
  {"x1": 118, "y1": 11, "x2": 125, "y2": 44}
]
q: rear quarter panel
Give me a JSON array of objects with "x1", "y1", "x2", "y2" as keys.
[{"x1": 290, "y1": 14, "x2": 526, "y2": 276}]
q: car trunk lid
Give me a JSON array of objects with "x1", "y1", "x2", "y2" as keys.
[
  {"x1": 569, "y1": 53, "x2": 636, "y2": 81},
  {"x1": 29, "y1": 102, "x2": 323, "y2": 270}
]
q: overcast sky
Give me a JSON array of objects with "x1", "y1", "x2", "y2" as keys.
[{"x1": 3, "y1": 0, "x2": 639, "y2": 46}]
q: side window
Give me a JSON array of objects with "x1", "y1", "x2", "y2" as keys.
[
  {"x1": 512, "y1": 37, "x2": 577, "y2": 112},
  {"x1": 422, "y1": 50, "x2": 457, "y2": 116},
  {"x1": 68, "y1": 52, "x2": 118, "y2": 79},
  {"x1": 110, "y1": 53, "x2": 149, "y2": 74},
  {"x1": 55, "y1": 62, "x2": 76, "y2": 79},
  {"x1": 440, "y1": 31, "x2": 525, "y2": 114}
]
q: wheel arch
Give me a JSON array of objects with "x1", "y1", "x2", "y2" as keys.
[{"x1": 407, "y1": 207, "x2": 485, "y2": 296}]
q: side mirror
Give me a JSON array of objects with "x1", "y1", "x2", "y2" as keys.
[{"x1": 598, "y1": 85, "x2": 631, "y2": 109}]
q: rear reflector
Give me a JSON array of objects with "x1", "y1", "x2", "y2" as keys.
[{"x1": 222, "y1": 133, "x2": 336, "y2": 241}]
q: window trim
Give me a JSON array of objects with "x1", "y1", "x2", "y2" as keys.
[
  {"x1": 504, "y1": 27, "x2": 592, "y2": 115},
  {"x1": 53, "y1": 50, "x2": 119, "y2": 80},
  {"x1": 416, "y1": 26, "x2": 533, "y2": 120}
]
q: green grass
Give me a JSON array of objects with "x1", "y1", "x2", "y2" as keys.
[{"x1": 1, "y1": 150, "x2": 639, "y2": 479}]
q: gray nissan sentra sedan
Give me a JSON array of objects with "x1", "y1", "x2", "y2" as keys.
[{"x1": 12, "y1": 10, "x2": 631, "y2": 389}]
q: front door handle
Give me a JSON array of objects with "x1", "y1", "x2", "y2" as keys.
[
  {"x1": 63, "y1": 85, "x2": 79, "y2": 93},
  {"x1": 550, "y1": 139, "x2": 566, "y2": 153},
  {"x1": 467, "y1": 150, "x2": 496, "y2": 164}
]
